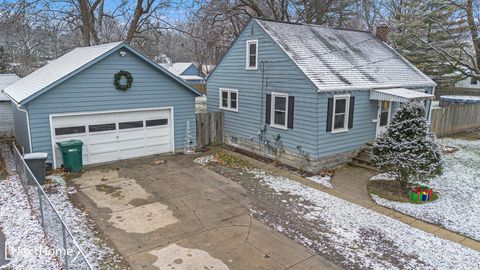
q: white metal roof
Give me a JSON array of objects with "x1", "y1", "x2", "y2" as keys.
[
  {"x1": 3, "y1": 42, "x2": 123, "y2": 103},
  {"x1": 370, "y1": 88, "x2": 434, "y2": 102},
  {"x1": 0, "y1": 74, "x2": 20, "y2": 101},
  {"x1": 255, "y1": 19, "x2": 436, "y2": 92}
]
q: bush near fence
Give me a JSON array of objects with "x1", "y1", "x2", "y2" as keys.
[
  {"x1": 12, "y1": 144, "x2": 94, "y2": 270},
  {"x1": 430, "y1": 103, "x2": 480, "y2": 137}
]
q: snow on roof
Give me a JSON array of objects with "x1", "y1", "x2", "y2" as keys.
[
  {"x1": 3, "y1": 42, "x2": 123, "y2": 103},
  {"x1": 179, "y1": 75, "x2": 204, "y2": 81},
  {"x1": 371, "y1": 88, "x2": 434, "y2": 102},
  {"x1": 255, "y1": 19, "x2": 436, "y2": 91},
  {"x1": 160, "y1": 62, "x2": 196, "y2": 76},
  {"x1": 0, "y1": 74, "x2": 20, "y2": 101}
]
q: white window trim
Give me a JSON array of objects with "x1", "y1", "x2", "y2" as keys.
[
  {"x1": 219, "y1": 88, "x2": 239, "y2": 112},
  {"x1": 331, "y1": 94, "x2": 350, "y2": 133},
  {"x1": 270, "y1": 92, "x2": 289, "y2": 130},
  {"x1": 245, "y1": 40, "x2": 258, "y2": 70}
]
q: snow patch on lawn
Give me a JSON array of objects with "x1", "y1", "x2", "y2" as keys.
[
  {"x1": 0, "y1": 146, "x2": 61, "y2": 270},
  {"x1": 249, "y1": 169, "x2": 480, "y2": 270},
  {"x1": 306, "y1": 175, "x2": 333, "y2": 188},
  {"x1": 372, "y1": 138, "x2": 480, "y2": 240},
  {"x1": 370, "y1": 173, "x2": 397, "y2": 181},
  {"x1": 0, "y1": 144, "x2": 123, "y2": 269}
]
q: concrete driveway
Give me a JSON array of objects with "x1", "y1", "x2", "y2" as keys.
[{"x1": 70, "y1": 154, "x2": 340, "y2": 270}]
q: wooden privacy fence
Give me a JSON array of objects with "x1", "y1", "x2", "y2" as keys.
[
  {"x1": 430, "y1": 104, "x2": 480, "y2": 137},
  {"x1": 435, "y1": 87, "x2": 480, "y2": 99},
  {"x1": 196, "y1": 111, "x2": 224, "y2": 148}
]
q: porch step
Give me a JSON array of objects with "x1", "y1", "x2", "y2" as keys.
[
  {"x1": 349, "y1": 160, "x2": 377, "y2": 171},
  {"x1": 349, "y1": 142, "x2": 377, "y2": 171}
]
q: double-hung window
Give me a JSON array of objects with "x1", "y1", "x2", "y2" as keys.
[
  {"x1": 271, "y1": 92, "x2": 288, "y2": 129},
  {"x1": 332, "y1": 95, "x2": 350, "y2": 132},
  {"x1": 246, "y1": 40, "x2": 258, "y2": 70},
  {"x1": 219, "y1": 88, "x2": 238, "y2": 112}
]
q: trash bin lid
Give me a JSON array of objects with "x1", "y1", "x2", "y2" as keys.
[
  {"x1": 24, "y1": 152, "x2": 48, "y2": 160},
  {"x1": 56, "y1": 140, "x2": 84, "y2": 148}
]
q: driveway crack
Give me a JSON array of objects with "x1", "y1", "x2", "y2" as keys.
[{"x1": 178, "y1": 196, "x2": 207, "y2": 230}]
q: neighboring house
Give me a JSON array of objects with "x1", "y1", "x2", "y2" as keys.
[
  {"x1": 454, "y1": 76, "x2": 480, "y2": 89},
  {"x1": 206, "y1": 18, "x2": 435, "y2": 172},
  {"x1": 0, "y1": 74, "x2": 20, "y2": 133},
  {"x1": 3, "y1": 42, "x2": 200, "y2": 168},
  {"x1": 160, "y1": 62, "x2": 205, "y2": 84}
]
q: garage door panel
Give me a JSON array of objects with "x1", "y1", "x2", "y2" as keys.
[
  {"x1": 52, "y1": 109, "x2": 172, "y2": 167},
  {"x1": 117, "y1": 111, "x2": 146, "y2": 122},
  {"x1": 145, "y1": 127, "x2": 169, "y2": 137},
  {"x1": 53, "y1": 115, "x2": 86, "y2": 127},
  {"x1": 143, "y1": 110, "x2": 169, "y2": 119},
  {"x1": 87, "y1": 113, "x2": 116, "y2": 124}
]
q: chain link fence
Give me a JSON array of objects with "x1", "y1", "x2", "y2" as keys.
[{"x1": 13, "y1": 144, "x2": 94, "y2": 270}]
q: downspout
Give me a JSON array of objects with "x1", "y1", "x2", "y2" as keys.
[
  {"x1": 427, "y1": 86, "x2": 435, "y2": 132},
  {"x1": 259, "y1": 60, "x2": 266, "y2": 139},
  {"x1": 16, "y1": 103, "x2": 33, "y2": 154}
]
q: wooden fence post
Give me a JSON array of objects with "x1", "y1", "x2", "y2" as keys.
[{"x1": 196, "y1": 111, "x2": 224, "y2": 148}]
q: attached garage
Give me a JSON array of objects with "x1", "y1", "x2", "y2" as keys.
[{"x1": 3, "y1": 42, "x2": 200, "y2": 168}]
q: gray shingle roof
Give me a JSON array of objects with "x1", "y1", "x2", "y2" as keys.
[
  {"x1": 4, "y1": 42, "x2": 123, "y2": 103},
  {"x1": 255, "y1": 19, "x2": 436, "y2": 91},
  {"x1": 4, "y1": 42, "x2": 201, "y2": 104}
]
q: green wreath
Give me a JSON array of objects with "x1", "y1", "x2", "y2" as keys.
[{"x1": 114, "y1": 70, "x2": 133, "y2": 91}]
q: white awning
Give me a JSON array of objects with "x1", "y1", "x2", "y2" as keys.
[{"x1": 370, "y1": 88, "x2": 434, "y2": 102}]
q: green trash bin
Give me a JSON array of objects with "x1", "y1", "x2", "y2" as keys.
[{"x1": 56, "y1": 140, "x2": 84, "y2": 172}]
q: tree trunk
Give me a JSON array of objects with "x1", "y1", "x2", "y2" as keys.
[
  {"x1": 400, "y1": 180, "x2": 408, "y2": 192},
  {"x1": 125, "y1": 0, "x2": 145, "y2": 44},
  {"x1": 466, "y1": 0, "x2": 480, "y2": 75},
  {"x1": 79, "y1": 0, "x2": 91, "y2": 46}
]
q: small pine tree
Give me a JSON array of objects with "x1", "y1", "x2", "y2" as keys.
[{"x1": 372, "y1": 102, "x2": 443, "y2": 191}]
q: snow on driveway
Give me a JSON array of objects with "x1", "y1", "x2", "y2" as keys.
[
  {"x1": 250, "y1": 169, "x2": 480, "y2": 270},
  {"x1": 372, "y1": 138, "x2": 480, "y2": 241}
]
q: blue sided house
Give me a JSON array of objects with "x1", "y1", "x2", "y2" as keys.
[
  {"x1": 160, "y1": 62, "x2": 205, "y2": 85},
  {"x1": 206, "y1": 18, "x2": 435, "y2": 172},
  {"x1": 3, "y1": 42, "x2": 200, "y2": 169}
]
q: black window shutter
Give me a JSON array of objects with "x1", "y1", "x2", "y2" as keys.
[
  {"x1": 265, "y1": 94, "x2": 271, "y2": 124},
  {"x1": 326, "y1": 98, "x2": 333, "y2": 132},
  {"x1": 348, "y1": 96, "x2": 355, "y2": 129},
  {"x1": 287, "y1": 96, "x2": 295, "y2": 129}
]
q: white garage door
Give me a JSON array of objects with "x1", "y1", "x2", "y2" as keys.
[{"x1": 51, "y1": 108, "x2": 173, "y2": 168}]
